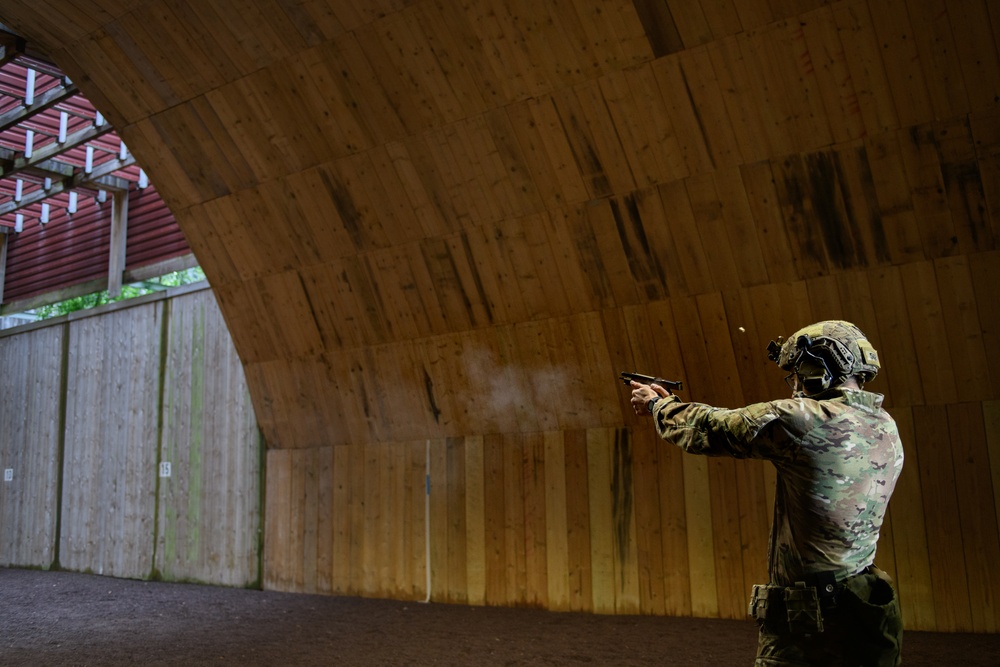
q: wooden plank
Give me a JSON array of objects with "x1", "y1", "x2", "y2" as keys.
[
  {"x1": 969, "y1": 109, "x2": 1000, "y2": 244},
  {"x1": 409, "y1": 440, "x2": 427, "y2": 600},
  {"x1": 84, "y1": 28, "x2": 172, "y2": 123},
  {"x1": 912, "y1": 405, "x2": 973, "y2": 631},
  {"x1": 127, "y1": 117, "x2": 203, "y2": 205},
  {"x1": 884, "y1": 407, "x2": 936, "y2": 630},
  {"x1": 500, "y1": 101, "x2": 565, "y2": 210},
  {"x1": 613, "y1": 186, "x2": 680, "y2": 299},
  {"x1": 491, "y1": 324, "x2": 542, "y2": 434},
  {"x1": 622, "y1": 300, "x2": 686, "y2": 394},
  {"x1": 566, "y1": 78, "x2": 637, "y2": 196},
  {"x1": 934, "y1": 256, "x2": 992, "y2": 402},
  {"x1": 668, "y1": 296, "x2": 719, "y2": 616},
  {"x1": 629, "y1": 428, "x2": 665, "y2": 615},
  {"x1": 968, "y1": 251, "x2": 1000, "y2": 397},
  {"x1": 419, "y1": 125, "x2": 482, "y2": 230},
  {"x1": 504, "y1": 434, "x2": 529, "y2": 605},
  {"x1": 863, "y1": 133, "x2": 924, "y2": 264},
  {"x1": 263, "y1": 449, "x2": 291, "y2": 591},
  {"x1": 347, "y1": 441, "x2": 366, "y2": 593},
  {"x1": 301, "y1": 43, "x2": 376, "y2": 154},
  {"x1": 516, "y1": 212, "x2": 574, "y2": 318},
  {"x1": 733, "y1": 24, "x2": 798, "y2": 157},
  {"x1": 786, "y1": 20, "x2": 836, "y2": 150},
  {"x1": 459, "y1": 223, "x2": 520, "y2": 326},
  {"x1": 899, "y1": 261, "x2": 958, "y2": 405},
  {"x1": 527, "y1": 94, "x2": 592, "y2": 205},
  {"x1": 363, "y1": 145, "x2": 435, "y2": 245},
  {"x1": 445, "y1": 437, "x2": 468, "y2": 603},
  {"x1": 685, "y1": 173, "x2": 741, "y2": 292},
  {"x1": 772, "y1": 153, "x2": 833, "y2": 278},
  {"x1": 947, "y1": 403, "x2": 1000, "y2": 632},
  {"x1": 947, "y1": 0, "x2": 1000, "y2": 113},
  {"x1": 522, "y1": 433, "x2": 549, "y2": 608},
  {"x1": 481, "y1": 108, "x2": 546, "y2": 217},
  {"x1": 655, "y1": 180, "x2": 715, "y2": 296},
  {"x1": 629, "y1": 0, "x2": 683, "y2": 57},
  {"x1": 986, "y1": 401, "x2": 1000, "y2": 566},
  {"x1": 464, "y1": 436, "x2": 486, "y2": 605},
  {"x1": 832, "y1": 0, "x2": 900, "y2": 136},
  {"x1": 598, "y1": 70, "x2": 664, "y2": 189},
  {"x1": 712, "y1": 167, "x2": 770, "y2": 288},
  {"x1": 0, "y1": 325, "x2": 63, "y2": 568},
  {"x1": 695, "y1": 293, "x2": 748, "y2": 618},
  {"x1": 679, "y1": 45, "x2": 742, "y2": 168},
  {"x1": 166, "y1": 0, "x2": 259, "y2": 78},
  {"x1": 387, "y1": 8, "x2": 465, "y2": 127},
  {"x1": 935, "y1": 116, "x2": 995, "y2": 255},
  {"x1": 622, "y1": 63, "x2": 689, "y2": 182},
  {"x1": 461, "y1": 0, "x2": 546, "y2": 103},
  {"x1": 412, "y1": 1, "x2": 491, "y2": 119},
  {"x1": 543, "y1": 431, "x2": 570, "y2": 610},
  {"x1": 498, "y1": 323, "x2": 556, "y2": 434},
  {"x1": 354, "y1": 17, "x2": 433, "y2": 137},
  {"x1": 582, "y1": 198, "x2": 641, "y2": 307},
  {"x1": 833, "y1": 141, "x2": 893, "y2": 266},
  {"x1": 682, "y1": 453, "x2": 718, "y2": 618},
  {"x1": 865, "y1": 0, "x2": 933, "y2": 127},
  {"x1": 361, "y1": 441, "x2": 382, "y2": 595},
  {"x1": 419, "y1": 234, "x2": 493, "y2": 331},
  {"x1": 740, "y1": 160, "x2": 799, "y2": 284},
  {"x1": 451, "y1": 119, "x2": 513, "y2": 224},
  {"x1": 586, "y1": 429, "x2": 616, "y2": 614},
  {"x1": 721, "y1": 289, "x2": 773, "y2": 406},
  {"x1": 800, "y1": 5, "x2": 867, "y2": 144},
  {"x1": 331, "y1": 444, "x2": 351, "y2": 593},
  {"x1": 707, "y1": 456, "x2": 745, "y2": 619},
  {"x1": 325, "y1": 31, "x2": 407, "y2": 145},
  {"x1": 610, "y1": 429, "x2": 640, "y2": 613},
  {"x1": 706, "y1": 35, "x2": 770, "y2": 164},
  {"x1": 665, "y1": 0, "x2": 711, "y2": 47},
  {"x1": 299, "y1": 449, "x2": 319, "y2": 593},
  {"x1": 482, "y1": 433, "x2": 506, "y2": 604},
  {"x1": 867, "y1": 266, "x2": 925, "y2": 407},
  {"x1": 649, "y1": 404, "x2": 691, "y2": 619},
  {"x1": 649, "y1": 53, "x2": 715, "y2": 174},
  {"x1": 558, "y1": 0, "x2": 623, "y2": 77},
  {"x1": 904, "y1": 0, "x2": 969, "y2": 120},
  {"x1": 563, "y1": 429, "x2": 593, "y2": 611}
]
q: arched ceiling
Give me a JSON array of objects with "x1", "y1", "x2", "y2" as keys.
[{"x1": 2, "y1": 1, "x2": 997, "y2": 448}]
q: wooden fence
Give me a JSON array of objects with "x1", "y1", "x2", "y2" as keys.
[{"x1": 0, "y1": 285, "x2": 261, "y2": 586}]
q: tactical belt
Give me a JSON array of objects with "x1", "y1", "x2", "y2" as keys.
[{"x1": 748, "y1": 570, "x2": 852, "y2": 635}]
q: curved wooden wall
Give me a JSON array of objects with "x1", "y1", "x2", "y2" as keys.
[{"x1": 3, "y1": 0, "x2": 999, "y2": 631}]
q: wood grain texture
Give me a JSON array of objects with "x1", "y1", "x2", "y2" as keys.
[
  {"x1": 2, "y1": 0, "x2": 997, "y2": 631},
  {"x1": 0, "y1": 288, "x2": 260, "y2": 586}
]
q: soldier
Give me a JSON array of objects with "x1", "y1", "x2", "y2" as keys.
[{"x1": 629, "y1": 320, "x2": 904, "y2": 666}]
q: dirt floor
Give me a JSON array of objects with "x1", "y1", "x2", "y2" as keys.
[{"x1": 2, "y1": 568, "x2": 997, "y2": 666}]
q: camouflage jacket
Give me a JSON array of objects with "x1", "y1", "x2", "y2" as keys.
[{"x1": 650, "y1": 387, "x2": 903, "y2": 586}]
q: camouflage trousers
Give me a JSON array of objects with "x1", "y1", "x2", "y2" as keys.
[{"x1": 751, "y1": 567, "x2": 903, "y2": 667}]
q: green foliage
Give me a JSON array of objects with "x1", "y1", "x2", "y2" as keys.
[{"x1": 31, "y1": 267, "x2": 206, "y2": 320}]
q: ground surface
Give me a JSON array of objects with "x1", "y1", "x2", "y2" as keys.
[{"x1": 1, "y1": 568, "x2": 997, "y2": 666}]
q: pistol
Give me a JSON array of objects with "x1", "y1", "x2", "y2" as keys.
[{"x1": 619, "y1": 371, "x2": 682, "y2": 392}]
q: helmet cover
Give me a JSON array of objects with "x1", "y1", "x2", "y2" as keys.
[{"x1": 767, "y1": 320, "x2": 880, "y2": 387}]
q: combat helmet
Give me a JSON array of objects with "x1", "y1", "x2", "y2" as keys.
[{"x1": 766, "y1": 320, "x2": 880, "y2": 393}]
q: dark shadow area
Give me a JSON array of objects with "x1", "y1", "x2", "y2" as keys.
[{"x1": 2, "y1": 568, "x2": 996, "y2": 666}]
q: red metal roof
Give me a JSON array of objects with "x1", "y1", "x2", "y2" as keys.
[
  {"x1": 1, "y1": 39, "x2": 191, "y2": 307},
  {"x1": 2, "y1": 185, "x2": 190, "y2": 302}
]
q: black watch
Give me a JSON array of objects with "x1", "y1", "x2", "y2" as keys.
[{"x1": 647, "y1": 398, "x2": 658, "y2": 414}]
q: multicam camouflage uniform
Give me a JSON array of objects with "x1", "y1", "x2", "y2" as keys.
[{"x1": 649, "y1": 386, "x2": 904, "y2": 666}]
